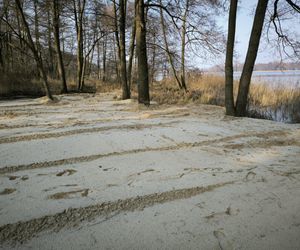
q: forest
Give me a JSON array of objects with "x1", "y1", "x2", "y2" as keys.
[
  {"x1": 0, "y1": 0, "x2": 299, "y2": 118},
  {"x1": 0, "y1": 1, "x2": 300, "y2": 249}
]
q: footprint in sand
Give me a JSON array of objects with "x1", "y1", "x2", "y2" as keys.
[
  {"x1": 56, "y1": 169, "x2": 77, "y2": 177},
  {"x1": 8, "y1": 176, "x2": 18, "y2": 180},
  {"x1": 127, "y1": 169, "x2": 157, "y2": 186},
  {"x1": 7, "y1": 175, "x2": 29, "y2": 181},
  {"x1": 48, "y1": 189, "x2": 89, "y2": 200},
  {"x1": 213, "y1": 229, "x2": 233, "y2": 249},
  {"x1": 244, "y1": 171, "x2": 256, "y2": 181},
  {"x1": 0, "y1": 188, "x2": 16, "y2": 195}
]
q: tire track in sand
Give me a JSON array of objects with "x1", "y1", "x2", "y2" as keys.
[
  {"x1": 0, "y1": 181, "x2": 234, "y2": 244},
  {"x1": 0, "y1": 130, "x2": 294, "y2": 175},
  {"x1": 0, "y1": 121, "x2": 178, "y2": 144}
]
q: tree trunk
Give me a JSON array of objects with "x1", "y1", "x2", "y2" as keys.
[
  {"x1": 136, "y1": 0, "x2": 150, "y2": 105},
  {"x1": 15, "y1": 0, "x2": 53, "y2": 100},
  {"x1": 102, "y1": 37, "x2": 107, "y2": 82},
  {"x1": 73, "y1": 0, "x2": 85, "y2": 91},
  {"x1": 127, "y1": 18, "x2": 136, "y2": 91},
  {"x1": 180, "y1": 0, "x2": 189, "y2": 91},
  {"x1": 150, "y1": 31, "x2": 157, "y2": 84},
  {"x1": 235, "y1": 0, "x2": 269, "y2": 116},
  {"x1": 53, "y1": 0, "x2": 68, "y2": 93},
  {"x1": 0, "y1": 7, "x2": 5, "y2": 71},
  {"x1": 225, "y1": 0, "x2": 238, "y2": 116},
  {"x1": 112, "y1": 0, "x2": 121, "y2": 84},
  {"x1": 119, "y1": 0, "x2": 130, "y2": 99},
  {"x1": 97, "y1": 40, "x2": 101, "y2": 80},
  {"x1": 47, "y1": 7, "x2": 55, "y2": 77},
  {"x1": 33, "y1": 0, "x2": 41, "y2": 77},
  {"x1": 112, "y1": 36, "x2": 120, "y2": 82},
  {"x1": 33, "y1": 0, "x2": 40, "y2": 52}
]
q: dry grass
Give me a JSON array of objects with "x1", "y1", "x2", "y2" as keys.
[
  {"x1": 150, "y1": 73, "x2": 300, "y2": 123},
  {"x1": 249, "y1": 84, "x2": 300, "y2": 107},
  {"x1": 94, "y1": 79, "x2": 120, "y2": 93},
  {"x1": 248, "y1": 84, "x2": 300, "y2": 122},
  {"x1": 150, "y1": 74, "x2": 227, "y2": 106}
]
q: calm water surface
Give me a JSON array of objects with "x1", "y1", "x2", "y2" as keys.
[{"x1": 234, "y1": 70, "x2": 300, "y2": 88}]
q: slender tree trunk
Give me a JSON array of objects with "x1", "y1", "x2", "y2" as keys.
[
  {"x1": 136, "y1": 0, "x2": 150, "y2": 104},
  {"x1": 74, "y1": 0, "x2": 85, "y2": 91},
  {"x1": 53, "y1": 0, "x2": 67, "y2": 93},
  {"x1": 127, "y1": 18, "x2": 136, "y2": 90},
  {"x1": 150, "y1": 31, "x2": 157, "y2": 84},
  {"x1": 119, "y1": 0, "x2": 130, "y2": 99},
  {"x1": 47, "y1": 7, "x2": 55, "y2": 78},
  {"x1": 33, "y1": 0, "x2": 41, "y2": 77},
  {"x1": 33, "y1": 0, "x2": 40, "y2": 52},
  {"x1": 102, "y1": 37, "x2": 107, "y2": 82},
  {"x1": 235, "y1": 0, "x2": 269, "y2": 116},
  {"x1": 112, "y1": 0, "x2": 121, "y2": 84},
  {"x1": 180, "y1": 0, "x2": 189, "y2": 91},
  {"x1": 159, "y1": 2, "x2": 182, "y2": 90},
  {"x1": 88, "y1": 48, "x2": 94, "y2": 75},
  {"x1": 15, "y1": 6, "x2": 24, "y2": 71},
  {"x1": 15, "y1": 0, "x2": 53, "y2": 100},
  {"x1": 112, "y1": 36, "x2": 120, "y2": 82},
  {"x1": 80, "y1": 56, "x2": 87, "y2": 89},
  {"x1": 0, "y1": 7, "x2": 5, "y2": 71},
  {"x1": 225, "y1": 0, "x2": 238, "y2": 116},
  {"x1": 97, "y1": 40, "x2": 101, "y2": 80}
]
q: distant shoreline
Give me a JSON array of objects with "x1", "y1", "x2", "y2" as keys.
[{"x1": 204, "y1": 70, "x2": 300, "y2": 74}]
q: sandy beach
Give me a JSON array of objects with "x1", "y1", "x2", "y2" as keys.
[{"x1": 0, "y1": 92, "x2": 299, "y2": 249}]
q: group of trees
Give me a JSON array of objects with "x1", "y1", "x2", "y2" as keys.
[
  {"x1": 225, "y1": 0, "x2": 300, "y2": 116},
  {"x1": 0, "y1": 0, "x2": 223, "y2": 103},
  {"x1": 0, "y1": 0, "x2": 299, "y2": 117}
]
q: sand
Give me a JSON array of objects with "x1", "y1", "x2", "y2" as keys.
[{"x1": 0, "y1": 92, "x2": 299, "y2": 249}]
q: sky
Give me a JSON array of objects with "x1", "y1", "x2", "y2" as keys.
[
  {"x1": 234, "y1": 1, "x2": 258, "y2": 62},
  {"x1": 234, "y1": 1, "x2": 272, "y2": 64},
  {"x1": 201, "y1": 0, "x2": 284, "y2": 69}
]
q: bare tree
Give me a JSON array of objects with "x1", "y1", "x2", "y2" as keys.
[
  {"x1": 224, "y1": 0, "x2": 237, "y2": 116},
  {"x1": 52, "y1": 0, "x2": 68, "y2": 93},
  {"x1": 136, "y1": 0, "x2": 150, "y2": 104},
  {"x1": 225, "y1": 0, "x2": 269, "y2": 117},
  {"x1": 119, "y1": 0, "x2": 130, "y2": 99},
  {"x1": 15, "y1": 0, "x2": 53, "y2": 100},
  {"x1": 127, "y1": 13, "x2": 136, "y2": 90},
  {"x1": 73, "y1": 0, "x2": 86, "y2": 91}
]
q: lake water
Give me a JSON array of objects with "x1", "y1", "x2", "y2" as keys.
[{"x1": 233, "y1": 70, "x2": 300, "y2": 89}]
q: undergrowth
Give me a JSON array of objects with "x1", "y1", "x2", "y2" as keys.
[
  {"x1": 150, "y1": 73, "x2": 300, "y2": 123},
  {"x1": 1, "y1": 71, "x2": 299, "y2": 123}
]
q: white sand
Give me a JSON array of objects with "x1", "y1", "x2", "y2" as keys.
[{"x1": 0, "y1": 92, "x2": 299, "y2": 249}]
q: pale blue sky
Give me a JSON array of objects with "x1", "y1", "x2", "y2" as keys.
[
  {"x1": 234, "y1": 1, "x2": 271, "y2": 64},
  {"x1": 202, "y1": 0, "x2": 284, "y2": 68},
  {"x1": 224, "y1": 0, "x2": 299, "y2": 65}
]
